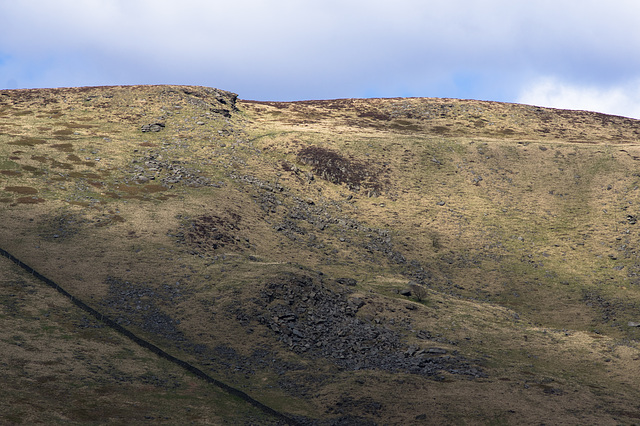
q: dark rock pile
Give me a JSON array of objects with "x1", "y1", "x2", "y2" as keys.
[
  {"x1": 256, "y1": 274, "x2": 484, "y2": 378},
  {"x1": 131, "y1": 153, "x2": 221, "y2": 188},
  {"x1": 296, "y1": 145, "x2": 385, "y2": 196}
]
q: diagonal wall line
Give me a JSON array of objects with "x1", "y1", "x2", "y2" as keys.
[{"x1": 0, "y1": 246, "x2": 300, "y2": 426}]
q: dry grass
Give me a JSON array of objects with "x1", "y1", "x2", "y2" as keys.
[
  {"x1": 2, "y1": 85, "x2": 640, "y2": 423},
  {"x1": 0, "y1": 255, "x2": 276, "y2": 425}
]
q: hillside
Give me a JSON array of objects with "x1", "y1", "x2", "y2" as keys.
[{"x1": 2, "y1": 85, "x2": 640, "y2": 424}]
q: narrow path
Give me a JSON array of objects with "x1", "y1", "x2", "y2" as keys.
[{"x1": 0, "y1": 246, "x2": 300, "y2": 426}]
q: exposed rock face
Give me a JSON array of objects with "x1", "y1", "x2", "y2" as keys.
[{"x1": 257, "y1": 274, "x2": 484, "y2": 378}]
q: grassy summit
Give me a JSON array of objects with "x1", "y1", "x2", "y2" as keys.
[{"x1": 2, "y1": 85, "x2": 640, "y2": 424}]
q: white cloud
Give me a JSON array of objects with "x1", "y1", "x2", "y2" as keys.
[
  {"x1": 517, "y1": 77, "x2": 640, "y2": 119},
  {"x1": 2, "y1": 1, "x2": 640, "y2": 104}
]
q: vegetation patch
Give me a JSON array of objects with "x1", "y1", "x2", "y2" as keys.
[
  {"x1": 53, "y1": 129, "x2": 74, "y2": 136},
  {"x1": 51, "y1": 142, "x2": 74, "y2": 152},
  {"x1": 175, "y1": 213, "x2": 243, "y2": 255},
  {"x1": 357, "y1": 110, "x2": 392, "y2": 121},
  {"x1": 16, "y1": 196, "x2": 45, "y2": 204},
  {"x1": 66, "y1": 154, "x2": 83, "y2": 162},
  {"x1": 5, "y1": 186, "x2": 38, "y2": 195},
  {"x1": 142, "y1": 184, "x2": 167, "y2": 194},
  {"x1": 30, "y1": 155, "x2": 49, "y2": 163},
  {"x1": 389, "y1": 120, "x2": 422, "y2": 131},
  {"x1": 95, "y1": 214, "x2": 126, "y2": 227},
  {"x1": 68, "y1": 171, "x2": 101, "y2": 179},
  {"x1": 297, "y1": 146, "x2": 384, "y2": 195},
  {"x1": 0, "y1": 159, "x2": 20, "y2": 169},
  {"x1": 12, "y1": 110, "x2": 33, "y2": 116},
  {"x1": 431, "y1": 126, "x2": 450, "y2": 134},
  {"x1": 64, "y1": 122, "x2": 95, "y2": 129},
  {"x1": 38, "y1": 211, "x2": 91, "y2": 240},
  {"x1": 51, "y1": 160, "x2": 74, "y2": 170},
  {"x1": 9, "y1": 137, "x2": 47, "y2": 146}
]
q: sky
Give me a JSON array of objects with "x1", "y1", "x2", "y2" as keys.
[{"x1": 1, "y1": 1, "x2": 640, "y2": 118}]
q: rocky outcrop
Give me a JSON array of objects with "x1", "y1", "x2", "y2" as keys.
[
  {"x1": 131, "y1": 153, "x2": 222, "y2": 188},
  {"x1": 256, "y1": 274, "x2": 484, "y2": 378}
]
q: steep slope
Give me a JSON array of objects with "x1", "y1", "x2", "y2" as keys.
[{"x1": 2, "y1": 85, "x2": 640, "y2": 424}]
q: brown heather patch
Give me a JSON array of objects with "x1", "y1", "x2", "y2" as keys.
[
  {"x1": 143, "y1": 184, "x2": 167, "y2": 193},
  {"x1": 16, "y1": 196, "x2": 45, "y2": 204},
  {"x1": 64, "y1": 122, "x2": 96, "y2": 129},
  {"x1": 68, "y1": 171, "x2": 101, "y2": 179},
  {"x1": 30, "y1": 155, "x2": 48, "y2": 162},
  {"x1": 5, "y1": 186, "x2": 38, "y2": 195},
  {"x1": 50, "y1": 160, "x2": 74, "y2": 170},
  {"x1": 297, "y1": 145, "x2": 385, "y2": 194},
  {"x1": 179, "y1": 213, "x2": 243, "y2": 255},
  {"x1": 53, "y1": 129, "x2": 74, "y2": 136},
  {"x1": 11, "y1": 110, "x2": 33, "y2": 116},
  {"x1": 9, "y1": 137, "x2": 47, "y2": 146},
  {"x1": 67, "y1": 200, "x2": 90, "y2": 207},
  {"x1": 50, "y1": 143, "x2": 74, "y2": 152},
  {"x1": 112, "y1": 184, "x2": 167, "y2": 197},
  {"x1": 155, "y1": 194, "x2": 178, "y2": 200}
]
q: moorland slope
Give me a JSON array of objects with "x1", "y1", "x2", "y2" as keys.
[{"x1": 2, "y1": 85, "x2": 640, "y2": 424}]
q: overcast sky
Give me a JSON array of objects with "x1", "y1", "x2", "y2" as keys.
[{"x1": 1, "y1": 1, "x2": 640, "y2": 118}]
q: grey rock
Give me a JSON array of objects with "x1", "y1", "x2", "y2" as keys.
[
  {"x1": 349, "y1": 298, "x2": 365, "y2": 311},
  {"x1": 337, "y1": 278, "x2": 357, "y2": 287},
  {"x1": 141, "y1": 122, "x2": 165, "y2": 132}
]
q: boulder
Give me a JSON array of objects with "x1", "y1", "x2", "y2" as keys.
[
  {"x1": 337, "y1": 278, "x2": 357, "y2": 287},
  {"x1": 141, "y1": 122, "x2": 165, "y2": 132}
]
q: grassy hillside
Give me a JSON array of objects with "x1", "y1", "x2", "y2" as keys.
[{"x1": 2, "y1": 85, "x2": 640, "y2": 424}]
